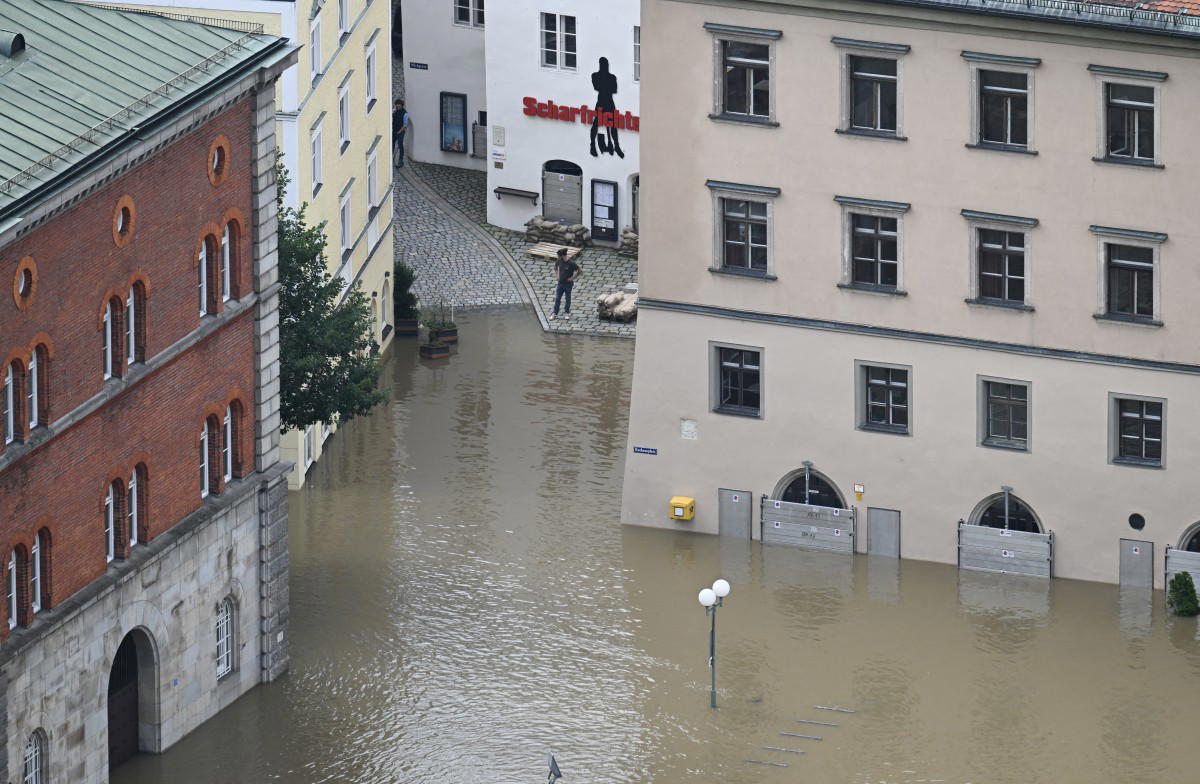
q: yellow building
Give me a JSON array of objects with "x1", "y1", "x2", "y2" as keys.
[{"x1": 111, "y1": 0, "x2": 397, "y2": 487}]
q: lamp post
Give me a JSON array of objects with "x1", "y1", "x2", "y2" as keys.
[{"x1": 698, "y1": 578, "x2": 731, "y2": 709}]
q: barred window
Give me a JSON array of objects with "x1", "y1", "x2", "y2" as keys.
[{"x1": 216, "y1": 598, "x2": 235, "y2": 678}]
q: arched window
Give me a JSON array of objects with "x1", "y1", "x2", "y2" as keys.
[
  {"x1": 222, "y1": 406, "x2": 233, "y2": 482},
  {"x1": 27, "y1": 345, "x2": 47, "y2": 429},
  {"x1": 128, "y1": 465, "x2": 146, "y2": 548},
  {"x1": 33, "y1": 529, "x2": 49, "y2": 612},
  {"x1": 104, "y1": 482, "x2": 120, "y2": 562},
  {"x1": 30, "y1": 533, "x2": 40, "y2": 615},
  {"x1": 977, "y1": 492, "x2": 1041, "y2": 534},
  {"x1": 781, "y1": 466, "x2": 845, "y2": 509},
  {"x1": 27, "y1": 350, "x2": 37, "y2": 429},
  {"x1": 126, "y1": 283, "x2": 145, "y2": 364},
  {"x1": 6, "y1": 549, "x2": 15, "y2": 629},
  {"x1": 22, "y1": 730, "x2": 45, "y2": 784},
  {"x1": 3, "y1": 362, "x2": 14, "y2": 445},
  {"x1": 199, "y1": 236, "x2": 219, "y2": 316},
  {"x1": 103, "y1": 298, "x2": 123, "y2": 379},
  {"x1": 226, "y1": 401, "x2": 244, "y2": 479},
  {"x1": 381, "y1": 280, "x2": 391, "y2": 330},
  {"x1": 221, "y1": 222, "x2": 240, "y2": 301},
  {"x1": 215, "y1": 597, "x2": 235, "y2": 678},
  {"x1": 200, "y1": 421, "x2": 210, "y2": 498}
]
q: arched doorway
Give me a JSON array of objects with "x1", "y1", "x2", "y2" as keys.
[
  {"x1": 542, "y1": 159, "x2": 583, "y2": 225},
  {"x1": 108, "y1": 629, "x2": 158, "y2": 770},
  {"x1": 777, "y1": 465, "x2": 846, "y2": 509},
  {"x1": 1181, "y1": 523, "x2": 1200, "y2": 552},
  {"x1": 973, "y1": 492, "x2": 1042, "y2": 534}
]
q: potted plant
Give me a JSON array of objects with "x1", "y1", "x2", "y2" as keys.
[
  {"x1": 418, "y1": 337, "x2": 450, "y2": 360},
  {"x1": 393, "y1": 261, "x2": 419, "y2": 337},
  {"x1": 424, "y1": 301, "x2": 458, "y2": 345}
]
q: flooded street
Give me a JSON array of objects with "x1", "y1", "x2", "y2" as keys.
[{"x1": 115, "y1": 308, "x2": 1200, "y2": 783}]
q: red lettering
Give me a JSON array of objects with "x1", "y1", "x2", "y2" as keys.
[
  {"x1": 630, "y1": 115, "x2": 640, "y2": 132},
  {"x1": 536, "y1": 102, "x2": 550, "y2": 118},
  {"x1": 571, "y1": 106, "x2": 581, "y2": 123},
  {"x1": 522, "y1": 97, "x2": 538, "y2": 117},
  {"x1": 558, "y1": 105, "x2": 572, "y2": 121},
  {"x1": 522, "y1": 98, "x2": 640, "y2": 131}
]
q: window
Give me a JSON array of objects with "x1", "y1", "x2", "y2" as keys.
[
  {"x1": 979, "y1": 229, "x2": 1026, "y2": 303},
  {"x1": 1114, "y1": 396, "x2": 1163, "y2": 466},
  {"x1": 103, "y1": 301, "x2": 114, "y2": 378},
  {"x1": 714, "y1": 346, "x2": 761, "y2": 417},
  {"x1": 125, "y1": 288, "x2": 137, "y2": 363},
  {"x1": 440, "y1": 92, "x2": 467, "y2": 153},
  {"x1": 850, "y1": 215, "x2": 898, "y2": 288},
  {"x1": 105, "y1": 483, "x2": 116, "y2": 562},
  {"x1": 337, "y1": 0, "x2": 348, "y2": 35},
  {"x1": 310, "y1": 16, "x2": 322, "y2": 80},
  {"x1": 223, "y1": 405, "x2": 233, "y2": 482},
  {"x1": 365, "y1": 42, "x2": 377, "y2": 107},
  {"x1": 22, "y1": 731, "x2": 44, "y2": 784},
  {"x1": 198, "y1": 240, "x2": 209, "y2": 316},
  {"x1": 304, "y1": 424, "x2": 315, "y2": 467},
  {"x1": 1106, "y1": 83, "x2": 1155, "y2": 161},
  {"x1": 1106, "y1": 243, "x2": 1154, "y2": 320},
  {"x1": 338, "y1": 81, "x2": 350, "y2": 151},
  {"x1": 200, "y1": 422, "x2": 210, "y2": 498},
  {"x1": 311, "y1": 121, "x2": 324, "y2": 195},
  {"x1": 633, "y1": 26, "x2": 640, "y2": 82},
  {"x1": 849, "y1": 55, "x2": 898, "y2": 133},
  {"x1": 858, "y1": 363, "x2": 909, "y2": 434},
  {"x1": 2, "y1": 363, "x2": 12, "y2": 444},
  {"x1": 455, "y1": 0, "x2": 484, "y2": 27},
  {"x1": 221, "y1": 224, "x2": 232, "y2": 302},
  {"x1": 721, "y1": 198, "x2": 768, "y2": 273},
  {"x1": 540, "y1": 13, "x2": 576, "y2": 70},
  {"x1": 128, "y1": 467, "x2": 142, "y2": 548},
  {"x1": 216, "y1": 597, "x2": 234, "y2": 679},
  {"x1": 367, "y1": 147, "x2": 379, "y2": 209},
  {"x1": 978, "y1": 70, "x2": 1029, "y2": 147},
  {"x1": 720, "y1": 41, "x2": 770, "y2": 119},
  {"x1": 5, "y1": 550, "x2": 14, "y2": 629},
  {"x1": 29, "y1": 533, "x2": 40, "y2": 614},
  {"x1": 339, "y1": 189, "x2": 352, "y2": 252},
  {"x1": 978, "y1": 492, "x2": 1040, "y2": 533},
  {"x1": 26, "y1": 350, "x2": 37, "y2": 430},
  {"x1": 982, "y1": 380, "x2": 1028, "y2": 450}
]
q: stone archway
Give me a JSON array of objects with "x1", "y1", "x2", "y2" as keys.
[
  {"x1": 774, "y1": 465, "x2": 846, "y2": 509},
  {"x1": 1179, "y1": 521, "x2": 1200, "y2": 552},
  {"x1": 108, "y1": 628, "x2": 159, "y2": 771}
]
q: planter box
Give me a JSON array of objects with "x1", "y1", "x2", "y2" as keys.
[
  {"x1": 394, "y1": 318, "x2": 418, "y2": 337},
  {"x1": 430, "y1": 326, "x2": 458, "y2": 344},
  {"x1": 419, "y1": 343, "x2": 450, "y2": 360}
]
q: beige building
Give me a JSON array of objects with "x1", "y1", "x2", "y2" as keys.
[
  {"x1": 114, "y1": 0, "x2": 397, "y2": 487},
  {"x1": 623, "y1": 0, "x2": 1200, "y2": 587}
]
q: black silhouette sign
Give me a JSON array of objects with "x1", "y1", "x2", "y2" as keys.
[{"x1": 590, "y1": 57, "x2": 623, "y2": 158}]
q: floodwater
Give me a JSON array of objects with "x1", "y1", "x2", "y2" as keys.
[{"x1": 114, "y1": 308, "x2": 1200, "y2": 784}]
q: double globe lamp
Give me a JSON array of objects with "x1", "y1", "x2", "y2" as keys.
[{"x1": 698, "y1": 578, "x2": 731, "y2": 709}]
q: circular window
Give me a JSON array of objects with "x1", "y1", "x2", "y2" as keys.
[
  {"x1": 11, "y1": 256, "x2": 36, "y2": 309},
  {"x1": 1129, "y1": 513, "x2": 1146, "y2": 531},
  {"x1": 112, "y1": 195, "x2": 136, "y2": 247},
  {"x1": 207, "y1": 135, "x2": 231, "y2": 186}
]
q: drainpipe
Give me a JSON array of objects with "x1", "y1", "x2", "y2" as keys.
[{"x1": 1001, "y1": 485, "x2": 1014, "y2": 530}]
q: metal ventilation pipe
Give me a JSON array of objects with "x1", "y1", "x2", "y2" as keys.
[{"x1": 0, "y1": 31, "x2": 25, "y2": 58}]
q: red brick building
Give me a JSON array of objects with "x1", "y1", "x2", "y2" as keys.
[{"x1": 0, "y1": 2, "x2": 295, "y2": 780}]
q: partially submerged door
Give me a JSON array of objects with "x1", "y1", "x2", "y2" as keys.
[
  {"x1": 761, "y1": 497, "x2": 855, "y2": 553},
  {"x1": 718, "y1": 488, "x2": 752, "y2": 539},
  {"x1": 867, "y1": 508, "x2": 900, "y2": 557},
  {"x1": 1119, "y1": 539, "x2": 1154, "y2": 588},
  {"x1": 542, "y1": 160, "x2": 583, "y2": 224}
]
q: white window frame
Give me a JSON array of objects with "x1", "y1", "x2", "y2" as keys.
[
  {"x1": 29, "y1": 534, "x2": 40, "y2": 615},
  {"x1": 1090, "y1": 225, "x2": 1165, "y2": 326},
  {"x1": 22, "y1": 731, "x2": 43, "y2": 784},
  {"x1": 311, "y1": 120, "x2": 324, "y2": 196},
  {"x1": 338, "y1": 78, "x2": 351, "y2": 151},
  {"x1": 834, "y1": 38, "x2": 909, "y2": 138},
  {"x1": 215, "y1": 598, "x2": 234, "y2": 679},
  {"x1": 708, "y1": 26, "x2": 779, "y2": 124},
  {"x1": 337, "y1": 0, "x2": 348, "y2": 35},
  {"x1": 339, "y1": 187, "x2": 352, "y2": 252},
  {"x1": 223, "y1": 406, "x2": 233, "y2": 482},
  {"x1": 105, "y1": 484, "x2": 115, "y2": 562},
  {"x1": 221, "y1": 225, "x2": 232, "y2": 302},
  {"x1": 6, "y1": 550, "x2": 14, "y2": 628},
  {"x1": 3, "y1": 363, "x2": 12, "y2": 444},
  {"x1": 1109, "y1": 392, "x2": 1166, "y2": 468},
  {"x1": 103, "y1": 302, "x2": 115, "y2": 378},
  {"x1": 310, "y1": 16, "x2": 323, "y2": 81},
  {"x1": 540, "y1": 13, "x2": 577, "y2": 71},
  {"x1": 1091, "y1": 67, "x2": 1165, "y2": 167},
  {"x1": 836, "y1": 196, "x2": 910, "y2": 294},
  {"x1": 963, "y1": 210, "x2": 1037, "y2": 309},
  {"x1": 365, "y1": 41, "x2": 377, "y2": 107},
  {"x1": 304, "y1": 424, "x2": 315, "y2": 467},
  {"x1": 128, "y1": 470, "x2": 139, "y2": 547},
  {"x1": 854, "y1": 359, "x2": 913, "y2": 435},
  {"x1": 454, "y1": 0, "x2": 485, "y2": 27},
  {"x1": 200, "y1": 423, "x2": 210, "y2": 498},
  {"x1": 634, "y1": 26, "x2": 641, "y2": 82},
  {"x1": 125, "y1": 288, "x2": 136, "y2": 364},
  {"x1": 367, "y1": 146, "x2": 379, "y2": 209},
  {"x1": 963, "y1": 53, "x2": 1039, "y2": 152},
  {"x1": 27, "y1": 350, "x2": 37, "y2": 429},
  {"x1": 198, "y1": 242, "x2": 209, "y2": 317},
  {"x1": 706, "y1": 180, "x2": 779, "y2": 278}
]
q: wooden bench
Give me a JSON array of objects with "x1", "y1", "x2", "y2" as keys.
[
  {"x1": 493, "y1": 186, "x2": 539, "y2": 205},
  {"x1": 527, "y1": 242, "x2": 582, "y2": 261}
]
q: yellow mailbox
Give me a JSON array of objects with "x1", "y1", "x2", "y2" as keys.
[{"x1": 669, "y1": 496, "x2": 695, "y2": 521}]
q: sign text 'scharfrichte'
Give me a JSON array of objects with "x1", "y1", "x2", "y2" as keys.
[{"x1": 522, "y1": 97, "x2": 641, "y2": 131}]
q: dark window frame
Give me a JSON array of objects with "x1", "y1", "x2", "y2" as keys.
[
  {"x1": 721, "y1": 197, "x2": 769, "y2": 273},
  {"x1": 860, "y1": 364, "x2": 909, "y2": 434},
  {"x1": 714, "y1": 346, "x2": 762, "y2": 418},
  {"x1": 1114, "y1": 396, "x2": 1163, "y2": 466},
  {"x1": 978, "y1": 228, "x2": 1026, "y2": 304},
  {"x1": 1105, "y1": 82, "x2": 1155, "y2": 162},
  {"x1": 982, "y1": 380, "x2": 1029, "y2": 450},
  {"x1": 849, "y1": 55, "x2": 898, "y2": 133},
  {"x1": 979, "y1": 69, "x2": 1029, "y2": 147},
  {"x1": 720, "y1": 39, "x2": 771, "y2": 119},
  {"x1": 439, "y1": 91, "x2": 468, "y2": 154},
  {"x1": 1105, "y1": 242, "x2": 1154, "y2": 320},
  {"x1": 850, "y1": 213, "x2": 899, "y2": 288}
]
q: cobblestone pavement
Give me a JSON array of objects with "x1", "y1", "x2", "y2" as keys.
[{"x1": 406, "y1": 161, "x2": 639, "y2": 338}]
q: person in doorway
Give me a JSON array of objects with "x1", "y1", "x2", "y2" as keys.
[
  {"x1": 550, "y1": 247, "x2": 582, "y2": 321},
  {"x1": 590, "y1": 57, "x2": 624, "y2": 159},
  {"x1": 393, "y1": 100, "x2": 411, "y2": 167}
]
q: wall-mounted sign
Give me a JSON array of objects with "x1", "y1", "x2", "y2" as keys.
[
  {"x1": 491, "y1": 149, "x2": 506, "y2": 162},
  {"x1": 633, "y1": 446, "x2": 657, "y2": 455},
  {"x1": 409, "y1": 62, "x2": 429, "y2": 70},
  {"x1": 522, "y1": 98, "x2": 640, "y2": 132},
  {"x1": 493, "y1": 125, "x2": 506, "y2": 146}
]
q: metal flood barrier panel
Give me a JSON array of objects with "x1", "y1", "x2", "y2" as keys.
[
  {"x1": 957, "y1": 522, "x2": 1053, "y2": 578},
  {"x1": 1165, "y1": 546, "x2": 1200, "y2": 587},
  {"x1": 761, "y1": 497, "x2": 855, "y2": 553}
]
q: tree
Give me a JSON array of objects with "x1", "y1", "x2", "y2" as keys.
[
  {"x1": 276, "y1": 154, "x2": 385, "y2": 431},
  {"x1": 1168, "y1": 571, "x2": 1200, "y2": 617}
]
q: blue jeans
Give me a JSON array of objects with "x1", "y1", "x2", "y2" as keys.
[{"x1": 553, "y1": 281, "x2": 574, "y2": 314}]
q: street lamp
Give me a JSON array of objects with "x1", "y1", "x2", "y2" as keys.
[{"x1": 698, "y1": 578, "x2": 731, "y2": 709}]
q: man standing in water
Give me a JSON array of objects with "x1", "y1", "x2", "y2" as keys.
[
  {"x1": 590, "y1": 57, "x2": 624, "y2": 158},
  {"x1": 550, "y1": 247, "x2": 582, "y2": 321}
]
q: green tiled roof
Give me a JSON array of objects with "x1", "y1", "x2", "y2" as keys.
[{"x1": 0, "y1": 0, "x2": 285, "y2": 213}]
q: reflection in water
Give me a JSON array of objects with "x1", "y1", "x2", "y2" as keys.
[{"x1": 113, "y1": 310, "x2": 1200, "y2": 784}]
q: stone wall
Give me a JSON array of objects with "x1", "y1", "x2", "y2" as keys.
[{"x1": 1, "y1": 468, "x2": 286, "y2": 783}]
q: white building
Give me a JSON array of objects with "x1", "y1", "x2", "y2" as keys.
[{"x1": 403, "y1": 1, "x2": 642, "y2": 238}]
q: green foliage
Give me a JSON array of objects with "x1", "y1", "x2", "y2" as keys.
[
  {"x1": 1168, "y1": 571, "x2": 1200, "y2": 617},
  {"x1": 421, "y1": 301, "x2": 457, "y2": 333},
  {"x1": 393, "y1": 260, "x2": 419, "y2": 320},
  {"x1": 276, "y1": 153, "x2": 385, "y2": 432}
]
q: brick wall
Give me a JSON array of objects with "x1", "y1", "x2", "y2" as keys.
[{"x1": 0, "y1": 98, "x2": 259, "y2": 627}]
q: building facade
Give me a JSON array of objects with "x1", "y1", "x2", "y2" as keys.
[
  {"x1": 114, "y1": 0, "x2": 397, "y2": 488},
  {"x1": 0, "y1": 3, "x2": 294, "y2": 781},
  {"x1": 623, "y1": 0, "x2": 1200, "y2": 587},
  {"x1": 403, "y1": 0, "x2": 642, "y2": 237}
]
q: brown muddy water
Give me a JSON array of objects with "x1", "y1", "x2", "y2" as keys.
[{"x1": 114, "y1": 308, "x2": 1200, "y2": 783}]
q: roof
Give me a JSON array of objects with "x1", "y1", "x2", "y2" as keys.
[
  {"x1": 0, "y1": 0, "x2": 287, "y2": 214},
  {"x1": 871, "y1": 0, "x2": 1200, "y2": 38}
]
